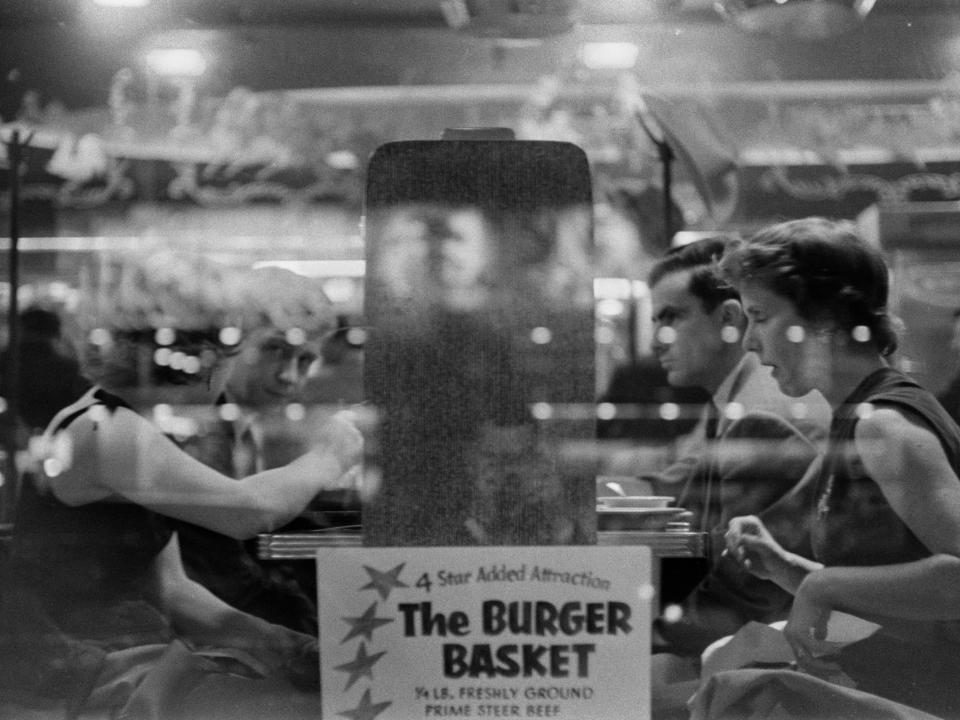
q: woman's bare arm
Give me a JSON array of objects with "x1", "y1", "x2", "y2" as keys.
[
  {"x1": 793, "y1": 407, "x2": 960, "y2": 622},
  {"x1": 149, "y1": 534, "x2": 312, "y2": 672},
  {"x1": 49, "y1": 406, "x2": 362, "y2": 538}
]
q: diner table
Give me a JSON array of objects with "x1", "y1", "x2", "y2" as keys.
[
  {"x1": 257, "y1": 528, "x2": 706, "y2": 558},
  {"x1": 258, "y1": 527, "x2": 708, "y2": 611}
]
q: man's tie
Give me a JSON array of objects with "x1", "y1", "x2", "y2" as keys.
[
  {"x1": 233, "y1": 419, "x2": 265, "y2": 478},
  {"x1": 699, "y1": 402, "x2": 723, "y2": 534},
  {"x1": 704, "y1": 401, "x2": 721, "y2": 441}
]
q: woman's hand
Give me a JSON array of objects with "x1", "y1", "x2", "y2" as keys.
[
  {"x1": 314, "y1": 410, "x2": 364, "y2": 476},
  {"x1": 724, "y1": 515, "x2": 790, "y2": 581},
  {"x1": 724, "y1": 514, "x2": 823, "y2": 594},
  {"x1": 245, "y1": 624, "x2": 320, "y2": 689},
  {"x1": 783, "y1": 572, "x2": 846, "y2": 680},
  {"x1": 277, "y1": 631, "x2": 321, "y2": 691}
]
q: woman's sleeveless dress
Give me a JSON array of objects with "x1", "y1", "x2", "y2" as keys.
[{"x1": 813, "y1": 367, "x2": 960, "y2": 717}]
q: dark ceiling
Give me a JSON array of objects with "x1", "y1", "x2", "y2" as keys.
[
  {"x1": 1, "y1": 0, "x2": 956, "y2": 28},
  {"x1": 2, "y1": 0, "x2": 960, "y2": 118}
]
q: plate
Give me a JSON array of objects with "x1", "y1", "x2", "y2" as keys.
[
  {"x1": 597, "y1": 495, "x2": 675, "y2": 509},
  {"x1": 596, "y1": 506, "x2": 687, "y2": 531}
]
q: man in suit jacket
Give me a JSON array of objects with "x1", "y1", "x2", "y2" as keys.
[
  {"x1": 643, "y1": 237, "x2": 832, "y2": 657},
  {"x1": 174, "y1": 322, "x2": 329, "y2": 635},
  {"x1": 937, "y1": 307, "x2": 960, "y2": 427}
]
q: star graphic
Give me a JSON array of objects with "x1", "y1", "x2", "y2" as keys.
[
  {"x1": 360, "y1": 562, "x2": 408, "y2": 600},
  {"x1": 334, "y1": 641, "x2": 387, "y2": 691},
  {"x1": 338, "y1": 688, "x2": 392, "y2": 720},
  {"x1": 342, "y1": 601, "x2": 394, "y2": 644}
]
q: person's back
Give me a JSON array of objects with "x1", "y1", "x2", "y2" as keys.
[
  {"x1": 0, "y1": 307, "x2": 89, "y2": 432},
  {"x1": 172, "y1": 317, "x2": 332, "y2": 635},
  {"x1": 1, "y1": 360, "x2": 362, "y2": 719}
]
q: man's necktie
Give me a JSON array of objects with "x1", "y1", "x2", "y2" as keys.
[
  {"x1": 233, "y1": 420, "x2": 265, "y2": 478},
  {"x1": 704, "y1": 401, "x2": 721, "y2": 440}
]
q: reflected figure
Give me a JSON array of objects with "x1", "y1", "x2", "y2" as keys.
[
  {"x1": 363, "y1": 140, "x2": 596, "y2": 548},
  {"x1": 365, "y1": 204, "x2": 593, "y2": 545},
  {"x1": 1, "y1": 303, "x2": 362, "y2": 717},
  {"x1": 0, "y1": 307, "x2": 88, "y2": 433},
  {"x1": 376, "y1": 206, "x2": 495, "y2": 314},
  {"x1": 433, "y1": 207, "x2": 494, "y2": 305},
  {"x1": 174, "y1": 310, "x2": 331, "y2": 636}
]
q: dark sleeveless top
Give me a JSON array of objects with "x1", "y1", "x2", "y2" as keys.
[
  {"x1": 810, "y1": 367, "x2": 960, "y2": 566},
  {"x1": 811, "y1": 367, "x2": 960, "y2": 717},
  {"x1": 11, "y1": 387, "x2": 174, "y2": 617}
]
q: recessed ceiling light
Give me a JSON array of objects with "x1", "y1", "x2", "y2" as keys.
[
  {"x1": 144, "y1": 48, "x2": 207, "y2": 78},
  {"x1": 92, "y1": 0, "x2": 151, "y2": 7},
  {"x1": 580, "y1": 42, "x2": 639, "y2": 70}
]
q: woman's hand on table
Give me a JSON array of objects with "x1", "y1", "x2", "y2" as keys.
[
  {"x1": 252, "y1": 625, "x2": 320, "y2": 689},
  {"x1": 279, "y1": 633, "x2": 321, "y2": 690},
  {"x1": 784, "y1": 571, "x2": 839, "y2": 674}
]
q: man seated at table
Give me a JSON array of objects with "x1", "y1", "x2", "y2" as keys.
[
  {"x1": 174, "y1": 269, "x2": 347, "y2": 636},
  {"x1": 643, "y1": 237, "x2": 831, "y2": 657}
]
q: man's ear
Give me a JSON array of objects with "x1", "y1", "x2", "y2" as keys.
[{"x1": 717, "y1": 298, "x2": 745, "y2": 328}]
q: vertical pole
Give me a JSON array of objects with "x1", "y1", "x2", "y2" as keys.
[
  {"x1": 658, "y1": 139, "x2": 675, "y2": 248},
  {"x1": 631, "y1": 104, "x2": 676, "y2": 251},
  {"x1": 3, "y1": 130, "x2": 22, "y2": 525}
]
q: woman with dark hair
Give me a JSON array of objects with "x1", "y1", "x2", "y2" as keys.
[{"x1": 717, "y1": 217, "x2": 960, "y2": 718}]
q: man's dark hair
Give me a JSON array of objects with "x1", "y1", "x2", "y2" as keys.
[{"x1": 648, "y1": 236, "x2": 739, "y2": 313}]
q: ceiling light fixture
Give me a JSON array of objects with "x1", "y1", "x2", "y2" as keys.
[
  {"x1": 144, "y1": 48, "x2": 208, "y2": 78},
  {"x1": 715, "y1": 0, "x2": 876, "y2": 39},
  {"x1": 92, "y1": 0, "x2": 151, "y2": 7},
  {"x1": 580, "y1": 42, "x2": 640, "y2": 70}
]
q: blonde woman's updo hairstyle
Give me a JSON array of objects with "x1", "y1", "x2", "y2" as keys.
[{"x1": 719, "y1": 217, "x2": 898, "y2": 356}]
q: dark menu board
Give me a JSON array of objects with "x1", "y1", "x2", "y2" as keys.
[{"x1": 362, "y1": 140, "x2": 596, "y2": 546}]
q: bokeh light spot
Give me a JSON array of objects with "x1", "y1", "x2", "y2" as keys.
[
  {"x1": 656, "y1": 326, "x2": 677, "y2": 345},
  {"x1": 530, "y1": 326, "x2": 553, "y2": 345},
  {"x1": 721, "y1": 325, "x2": 741, "y2": 344},
  {"x1": 659, "y1": 403, "x2": 680, "y2": 421},
  {"x1": 596, "y1": 402, "x2": 617, "y2": 420}
]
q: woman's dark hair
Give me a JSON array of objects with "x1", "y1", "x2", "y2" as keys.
[{"x1": 719, "y1": 217, "x2": 898, "y2": 356}]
